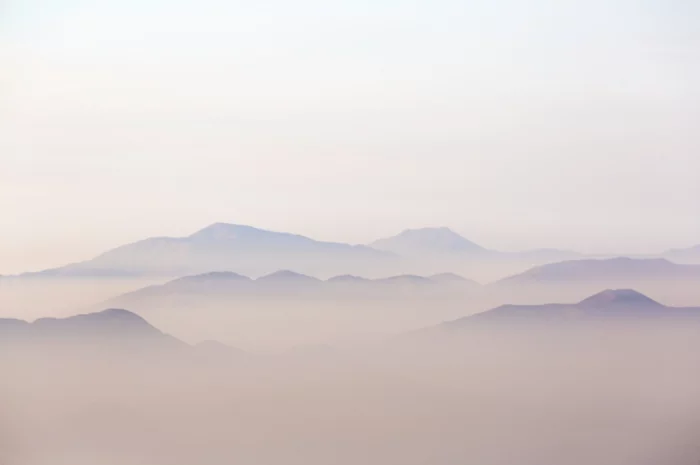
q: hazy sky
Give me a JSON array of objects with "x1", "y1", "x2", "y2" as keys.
[{"x1": 1, "y1": 0, "x2": 699, "y2": 273}]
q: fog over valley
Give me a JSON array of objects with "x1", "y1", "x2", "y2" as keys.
[
  {"x1": 3, "y1": 224, "x2": 700, "y2": 464},
  {"x1": 3, "y1": 292, "x2": 700, "y2": 465}
]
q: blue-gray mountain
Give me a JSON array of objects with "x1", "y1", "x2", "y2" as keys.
[
  {"x1": 22, "y1": 223, "x2": 394, "y2": 279},
  {"x1": 103, "y1": 270, "x2": 481, "y2": 310},
  {"x1": 16, "y1": 224, "x2": 581, "y2": 280},
  {"x1": 443, "y1": 289, "x2": 700, "y2": 327},
  {"x1": 488, "y1": 257, "x2": 700, "y2": 306},
  {"x1": 0, "y1": 308, "x2": 183, "y2": 348},
  {"x1": 370, "y1": 227, "x2": 581, "y2": 263},
  {"x1": 495, "y1": 257, "x2": 700, "y2": 285}
]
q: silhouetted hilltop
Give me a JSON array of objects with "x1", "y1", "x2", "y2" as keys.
[
  {"x1": 444, "y1": 289, "x2": 700, "y2": 327},
  {"x1": 0, "y1": 308, "x2": 184, "y2": 348},
  {"x1": 577, "y1": 289, "x2": 663, "y2": 310},
  {"x1": 371, "y1": 227, "x2": 488, "y2": 256}
]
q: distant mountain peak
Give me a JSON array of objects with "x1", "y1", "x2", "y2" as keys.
[
  {"x1": 578, "y1": 289, "x2": 662, "y2": 309},
  {"x1": 34, "y1": 308, "x2": 150, "y2": 327},
  {"x1": 174, "y1": 271, "x2": 251, "y2": 283},
  {"x1": 95, "y1": 307, "x2": 145, "y2": 319},
  {"x1": 403, "y1": 226, "x2": 453, "y2": 233},
  {"x1": 257, "y1": 270, "x2": 320, "y2": 282},
  {"x1": 327, "y1": 274, "x2": 371, "y2": 283},
  {"x1": 371, "y1": 227, "x2": 486, "y2": 255},
  {"x1": 379, "y1": 274, "x2": 433, "y2": 284},
  {"x1": 398, "y1": 227, "x2": 473, "y2": 242},
  {"x1": 499, "y1": 256, "x2": 696, "y2": 284},
  {"x1": 190, "y1": 223, "x2": 276, "y2": 240}
]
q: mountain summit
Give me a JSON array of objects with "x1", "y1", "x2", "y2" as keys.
[
  {"x1": 189, "y1": 223, "x2": 317, "y2": 245},
  {"x1": 370, "y1": 227, "x2": 487, "y2": 256},
  {"x1": 578, "y1": 289, "x2": 663, "y2": 310}
]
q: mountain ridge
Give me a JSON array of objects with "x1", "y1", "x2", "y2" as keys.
[
  {"x1": 103, "y1": 269, "x2": 482, "y2": 308},
  {"x1": 443, "y1": 289, "x2": 700, "y2": 327},
  {"x1": 13, "y1": 223, "x2": 585, "y2": 281},
  {"x1": 495, "y1": 257, "x2": 700, "y2": 285},
  {"x1": 21, "y1": 223, "x2": 395, "y2": 279}
]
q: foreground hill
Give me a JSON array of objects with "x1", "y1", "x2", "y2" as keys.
[
  {"x1": 0, "y1": 308, "x2": 253, "y2": 366},
  {"x1": 0, "y1": 308, "x2": 186, "y2": 350},
  {"x1": 442, "y1": 289, "x2": 700, "y2": 328}
]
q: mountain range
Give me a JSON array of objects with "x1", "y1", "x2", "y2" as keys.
[
  {"x1": 5, "y1": 223, "x2": 699, "y2": 319},
  {"x1": 103, "y1": 256, "x2": 700, "y2": 308},
  {"x1": 102, "y1": 270, "x2": 481, "y2": 310},
  {"x1": 7, "y1": 288, "x2": 698, "y2": 354},
  {"x1": 15, "y1": 223, "x2": 587, "y2": 281},
  {"x1": 22, "y1": 223, "x2": 394, "y2": 279}
]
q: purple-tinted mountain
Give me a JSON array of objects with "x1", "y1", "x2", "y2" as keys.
[
  {"x1": 369, "y1": 228, "x2": 581, "y2": 282},
  {"x1": 371, "y1": 227, "x2": 488, "y2": 257},
  {"x1": 0, "y1": 308, "x2": 184, "y2": 348},
  {"x1": 15, "y1": 224, "x2": 590, "y2": 284},
  {"x1": 104, "y1": 269, "x2": 482, "y2": 309},
  {"x1": 445, "y1": 289, "x2": 700, "y2": 327},
  {"x1": 376, "y1": 274, "x2": 435, "y2": 285},
  {"x1": 496, "y1": 257, "x2": 700, "y2": 285},
  {"x1": 24, "y1": 223, "x2": 395, "y2": 279}
]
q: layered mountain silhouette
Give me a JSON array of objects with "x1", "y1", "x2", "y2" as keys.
[
  {"x1": 16, "y1": 223, "x2": 585, "y2": 282},
  {"x1": 488, "y1": 257, "x2": 700, "y2": 305},
  {"x1": 496, "y1": 257, "x2": 700, "y2": 285},
  {"x1": 24, "y1": 223, "x2": 395, "y2": 279},
  {"x1": 0, "y1": 308, "x2": 184, "y2": 349},
  {"x1": 444, "y1": 289, "x2": 700, "y2": 327},
  {"x1": 104, "y1": 270, "x2": 481, "y2": 309}
]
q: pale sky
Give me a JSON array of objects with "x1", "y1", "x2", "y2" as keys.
[{"x1": 1, "y1": 0, "x2": 699, "y2": 273}]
